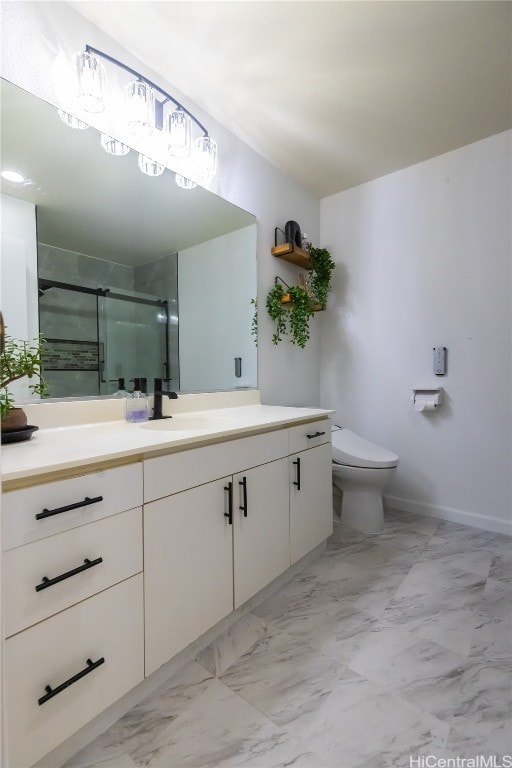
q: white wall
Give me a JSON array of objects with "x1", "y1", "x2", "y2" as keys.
[
  {"x1": 0, "y1": 194, "x2": 39, "y2": 405},
  {"x1": 321, "y1": 131, "x2": 512, "y2": 534},
  {"x1": 0, "y1": 0, "x2": 321, "y2": 408},
  {"x1": 179, "y1": 226, "x2": 258, "y2": 392}
]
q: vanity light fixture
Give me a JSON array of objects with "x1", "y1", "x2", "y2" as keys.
[{"x1": 59, "y1": 45, "x2": 218, "y2": 189}]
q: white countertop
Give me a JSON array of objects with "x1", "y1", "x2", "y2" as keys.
[{"x1": 1, "y1": 404, "x2": 332, "y2": 487}]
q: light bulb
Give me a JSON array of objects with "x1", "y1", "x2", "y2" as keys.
[
  {"x1": 193, "y1": 136, "x2": 217, "y2": 182},
  {"x1": 58, "y1": 109, "x2": 90, "y2": 130},
  {"x1": 138, "y1": 154, "x2": 165, "y2": 177},
  {"x1": 100, "y1": 134, "x2": 131, "y2": 156},
  {"x1": 175, "y1": 174, "x2": 196, "y2": 190},
  {"x1": 125, "y1": 80, "x2": 155, "y2": 138},
  {"x1": 76, "y1": 51, "x2": 105, "y2": 114},
  {"x1": 168, "y1": 107, "x2": 191, "y2": 158}
]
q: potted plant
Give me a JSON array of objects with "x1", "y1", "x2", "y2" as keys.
[
  {"x1": 266, "y1": 280, "x2": 315, "y2": 348},
  {"x1": 1, "y1": 333, "x2": 46, "y2": 439},
  {"x1": 306, "y1": 243, "x2": 335, "y2": 310}
]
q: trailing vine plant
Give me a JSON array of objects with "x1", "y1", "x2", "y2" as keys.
[
  {"x1": 307, "y1": 243, "x2": 335, "y2": 309},
  {"x1": 265, "y1": 280, "x2": 314, "y2": 349},
  {"x1": 250, "y1": 298, "x2": 258, "y2": 346}
]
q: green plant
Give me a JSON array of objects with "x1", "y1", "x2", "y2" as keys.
[
  {"x1": 0, "y1": 334, "x2": 46, "y2": 419},
  {"x1": 250, "y1": 297, "x2": 258, "y2": 346},
  {"x1": 307, "y1": 243, "x2": 335, "y2": 309},
  {"x1": 266, "y1": 282, "x2": 314, "y2": 348}
]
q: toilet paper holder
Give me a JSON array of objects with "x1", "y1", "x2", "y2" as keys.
[{"x1": 411, "y1": 387, "x2": 443, "y2": 412}]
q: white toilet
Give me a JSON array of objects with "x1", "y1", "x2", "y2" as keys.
[{"x1": 331, "y1": 427, "x2": 399, "y2": 534}]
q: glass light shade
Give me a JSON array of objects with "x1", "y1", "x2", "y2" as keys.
[
  {"x1": 58, "y1": 109, "x2": 90, "y2": 130},
  {"x1": 76, "y1": 51, "x2": 105, "y2": 113},
  {"x1": 138, "y1": 154, "x2": 165, "y2": 177},
  {"x1": 125, "y1": 80, "x2": 155, "y2": 138},
  {"x1": 193, "y1": 136, "x2": 217, "y2": 181},
  {"x1": 168, "y1": 108, "x2": 191, "y2": 158},
  {"x1": 100, "y1": 134, "x2": 131, "y2": 156},
  {"x1": 175, "y1": 173, "x2": 196, "y2": 190}
]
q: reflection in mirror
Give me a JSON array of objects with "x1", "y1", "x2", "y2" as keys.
[{"x1": 0, "y1": 78, "x2": 257, "y2": 400}]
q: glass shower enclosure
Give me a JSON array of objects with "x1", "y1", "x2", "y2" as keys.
[{"x1": 38, "y1": 279, "x2": 170, "y2": 399}]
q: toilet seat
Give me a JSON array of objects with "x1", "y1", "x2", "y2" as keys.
[{"x1": 332, "y1": 429, "x2": 398, "y2": 469}]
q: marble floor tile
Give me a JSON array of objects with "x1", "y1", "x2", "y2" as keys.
[
  {"x1": 348, "y1": 624, "x2": 467, "y2": 719},
  {"x1": 219, "y1": 629, "x2": 349, "y2": 741},
  {"x1": 297, "y1": 668, "x2": 450, "y2": 768},
  {"x1": 197, "y1": 613, "x2": 268, "y2": 677},
  {"x1": 378, "y1": 590, "x2": 478, "y2": 656},
  {"x1": 393, "y1": 560, "x2": 487, "y2": 605},
  {"x1": 489, "y1": 550, "x2": 512, "y2": 584},
  {"x1": 134, "y1": 676, "x2": 319, "y2": 768}
]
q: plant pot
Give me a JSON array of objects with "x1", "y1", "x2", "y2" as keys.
[
  {"x1": 1, "y1": 407, "x2": 28, "y2": 432},
  {"x1": 280, "y1": 293, "x2": 292, "y2": 304}
]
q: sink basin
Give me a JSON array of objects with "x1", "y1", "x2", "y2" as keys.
[{"x1": 139, "y1": 415, "x2": 237, "y2": 432}]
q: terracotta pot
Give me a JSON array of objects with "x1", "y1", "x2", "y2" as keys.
[{"x1": 1, "y1": 407, "x2": 28, "y2": 432}]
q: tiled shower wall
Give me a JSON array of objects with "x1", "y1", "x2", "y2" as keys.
[{"x1": 38, "y1": 244, "x2": 178, "y2": 396}]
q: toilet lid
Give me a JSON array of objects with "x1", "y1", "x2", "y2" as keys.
[{"x1": 332, "y1": 429, "x2": 399, "y2": 469}]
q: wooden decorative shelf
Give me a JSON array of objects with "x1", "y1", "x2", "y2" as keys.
[{"x1": 271, "y1": 243, "x2": 312, "y2": 269}]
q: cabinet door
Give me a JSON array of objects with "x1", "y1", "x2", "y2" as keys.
[
  {"x1": 144, "y1": 478, "x2": 234, "y2": 676},
  {"x1": 233, "y1": 458, "x2": 290, "y2": 608},
  {"x1": 290, "y1": 442, "x2": 333, "y2": 564}
]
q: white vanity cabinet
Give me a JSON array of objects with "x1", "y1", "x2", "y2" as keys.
[
  {"x1": 143, "y1": 429, "x2": 291, "y2": 675},
  {"x1": 1, "y1": 464, "x2": 145, "y2": 768},
  {"x1": 289, "y1": 421, "x2": 333, "y2": 563}
]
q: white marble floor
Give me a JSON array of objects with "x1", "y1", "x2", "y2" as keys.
[{"x1": 66, "y1": 510, "x2": 512, "y2": 768}]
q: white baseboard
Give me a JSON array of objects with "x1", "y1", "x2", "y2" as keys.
[{"x1": 384, "y1": 495, "x2": 512, "y2": 537}]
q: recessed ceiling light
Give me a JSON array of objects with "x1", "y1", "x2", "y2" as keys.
[{"x1": 1, "y1": 170, "x2": 26, "y2": 183}]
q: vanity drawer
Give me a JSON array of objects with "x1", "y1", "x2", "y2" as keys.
[
  {"x1": 288, "y1": 419, "x2": 331, "y2": 454},
  {"x1": 2, "y1": 463, "x2": 143, "y2": 551},
  {"x1": 144, "y1": 428, "x2": 289, "y2": 502},
  {"x1": 3, "y1": 574, "x2": 144, "y2": 768},
  {"x1": 3, "y1": 507, "x2": 143, "y2": 638}
]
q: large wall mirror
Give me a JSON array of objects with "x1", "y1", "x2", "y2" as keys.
[{"x1": 0, "y1": 78, "x2": 257, "y2": 401}]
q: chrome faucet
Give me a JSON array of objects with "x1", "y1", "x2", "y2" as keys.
[{"x1": 150, "y1": 378, "x2": 178, "y2": 420}]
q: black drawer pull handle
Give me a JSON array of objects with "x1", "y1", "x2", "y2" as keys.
[
  {"x1": 306, "y1": 431, "x2": 326, "y2": 439},
  {"x1": 38, "y1": 656, "x2": 105, "y2": 706},
  {"x1": 35, "y1": 557, "x2": 103, "y2": 592},
  {"x1": 293, "y1": 457, "x2": 301, "y2": 491},
  {"x1": 224, "y1": 482, "x2": 233, "y2": 525},
  {"x1": 36, "y1": 495, "x2": 104, "y2": 520},
  {"x1": 239, "y1": 476, "x2": 248, "y2": 517}
]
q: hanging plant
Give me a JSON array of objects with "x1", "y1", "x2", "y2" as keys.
[
  {"x1": 306, "y1": 243, "x2": 335, "y2": 309},
  {"x1": 265, "y1": 279, "x2": 314, "y2": 349},
  {"x1": 250, "y1": 298, "x2": 258, "y2": 346}
]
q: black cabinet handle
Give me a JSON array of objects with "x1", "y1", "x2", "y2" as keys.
[
  {"x1": 35, "y1": 557, "x2": 103, "y2": 592},
  {"x1": 37, "y1": 656, "x2": 105, "y2": 706},
  {"x1": 306, "y1": 431, "x2": 326, "y2": 439},
  {"x1": 293, "y1": 457, "x2": 301, "y2": 491},
  {"x1": 239, "y1": 476, "x2": 248, "y2": 517},
  {"x1": 224, "y1": 482, "x2": 233, "y2": 525},
  {"x1": 36, "y1": 496, "x2": 104, "y2": 520},
  {"x1": 38, "y1": 657, "x2": 105, "y2": 706}
]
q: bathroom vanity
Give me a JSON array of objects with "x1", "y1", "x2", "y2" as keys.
[{"x1": 1, "y1": 400, "x2": 332, "y2": 767}]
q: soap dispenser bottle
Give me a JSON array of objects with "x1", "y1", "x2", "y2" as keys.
[
  {"x1": 125, "y1": 378, "x2": 150, "y2": 423},
  {"x1": 111, "y1": 378, "x2": 127, "y2": 398}
]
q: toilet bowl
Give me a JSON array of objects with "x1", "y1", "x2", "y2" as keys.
[{"x1": 331, "y1": 428, "x2": 398, "y2": 534}]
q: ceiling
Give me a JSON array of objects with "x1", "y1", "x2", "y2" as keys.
[{"x1": 68, "y1": 0, "x2": 511, "y2": 199}]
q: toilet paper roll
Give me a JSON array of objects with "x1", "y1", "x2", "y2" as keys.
[{"x1": 414, "y1": 397, "x2": 437, "y2": 412}]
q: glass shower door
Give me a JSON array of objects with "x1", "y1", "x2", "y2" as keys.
[{"x1": 99, "y1": 291, "x2": 169, "y2": 396}]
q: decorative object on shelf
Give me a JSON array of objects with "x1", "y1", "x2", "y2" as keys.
[
  {"x1": 266, "y1": 278, "x2": 315, "y2": 348},
  {"x1": 56, "y1": 45, "x2": 217, "y2": 189},
  {"x1": 285, "y1": 220, "x2": 302, "y2": 248},
  {"x1": 1, "y1": 333, "x2": 46, "y2": 442}
]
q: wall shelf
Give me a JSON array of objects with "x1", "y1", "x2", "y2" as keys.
[{"x1": 271, "y1": 243, "x2": 312, "y2": 269}]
